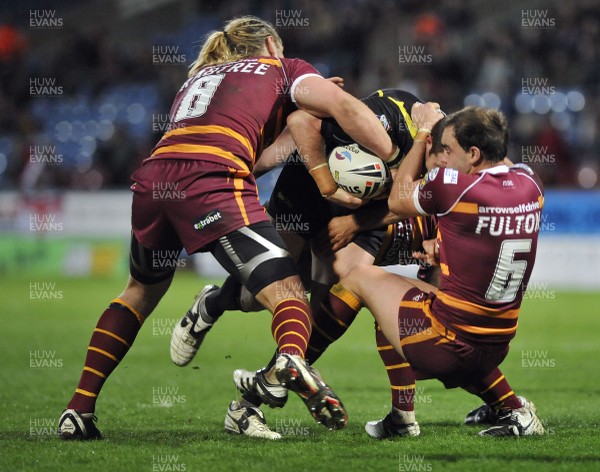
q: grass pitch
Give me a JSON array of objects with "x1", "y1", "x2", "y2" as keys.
[{"x1": 2, "y1": 272, "x2": 599, "y2": 471}]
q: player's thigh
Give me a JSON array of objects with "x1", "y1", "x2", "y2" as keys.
[
  {"x1": 210, "y1": 221, "x2": 301, "y2": 308},
  {"x1": 343, "y1": 265, "x2": 416, "y2": 355}
]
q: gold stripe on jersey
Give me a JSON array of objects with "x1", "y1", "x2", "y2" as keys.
[
  {"x1": 160, "y1": 125, "x2": 254, "y2": 160},
  {"x1": 258, "y1": 58, "x2": 282, "y2": 67},
  {"x1": 391, "y1": 384, "x2": 416, "y2": 391},
  {"x1": 386, "y1": 96, "x2": 417, "y2": 138},
  {"x1": 152, "y1": 144, "x2": 250, "y2": 173},
  {"x1": 232, "y1": 176, "x2": 250, "y2": 225},
  {"x1": 538, "y1": 195, "x2": 544, "y2": 208},
  {"x1": 453, "y1": 323, "x2": 518, "y2": 336},
  {"x1": 440, "y1": 263, "x2": 450, "y2": 276},
  {"x1": 436, "y1": 291, "x2": 520, "y2": 319},
  {"x1": 451, "y1": 202, "x2": 479, "y2": 214}
]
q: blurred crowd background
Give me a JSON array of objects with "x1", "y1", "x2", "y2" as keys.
[{"x1": 1, "y1": 0, "x2": 598, "y2": 192}]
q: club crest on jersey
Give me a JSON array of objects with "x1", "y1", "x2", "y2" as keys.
[
  {"x1": 193, "y1": 210, "x2": 222, "y2": 230},
  {"x1": 335, "y1": 150, "x2": 352, "y2": 161},
  {"x1": 419, "y1": 167, "x2": 439, "y2": 189},
  {"x1": 443, "y1": 168, "x2": 458, "y2": 185},
  {"x1": 378, "y1": 114, "x2": 391, "y2": 131}
]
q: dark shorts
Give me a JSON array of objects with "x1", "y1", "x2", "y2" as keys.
[
  {"x1": 130, "y1": 159, "x2": 269, "y2": 254},
  {"x1": 267, "y1": 162, "x2": 387, "y2": 258},
  {"x1": 398, "y1": 288, "x2": 509, "y2": 389}
]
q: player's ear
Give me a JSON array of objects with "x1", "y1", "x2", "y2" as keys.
[
  {"x1": 469, "y1": 146, "x2": 482, "y2": 165},
  {"x1": 265, "y1": 36, "x2": 281, "y2": 57}
]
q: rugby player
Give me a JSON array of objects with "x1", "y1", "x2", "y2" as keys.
[
  {"x1": 322, "y1": 105, "x2": 546, "y2": 437},
  {"x1": 57, "y1": 16, "x2": 399, "y2": 440}
]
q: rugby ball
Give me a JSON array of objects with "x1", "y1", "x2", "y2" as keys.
[{"x1": 328, "y1": 144, "x2": 390, "y2": 199}]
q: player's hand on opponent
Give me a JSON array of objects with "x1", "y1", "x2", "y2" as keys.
[
  {"x1": 411, "y1": 102, "x2": 445, "y2": 132},
  {"x1": 412, "y1": 238, "x2": 440, "y2": 266},
  {"x1": 327, "y1": 76, "x2": 344, "y2": 88},
  {"x1": 327, "y1": 215, "x2": 359, "y2": 252},
  {"x1": 325, "y1": 187, "x2": 363, "y2": 209}
]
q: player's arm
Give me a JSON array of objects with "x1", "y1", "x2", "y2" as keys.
[
  {"x1": 253, "y1": 126, "x2": 294, "y2": 178},
  {"x1": 293, "y1": 76, "x2": 397, "y2": 162},
  {"x1": 388, "y1": 102, "x2": 443, "y2": 217},
  {"x1": 327, "y1": 200, "x2": 399, "y2": 252}
]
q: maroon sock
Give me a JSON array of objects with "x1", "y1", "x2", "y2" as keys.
[
  {"x1": 67, "y1": 299, "x2": 144, "y2": 413},
  {"x1": 471, "y1": 368, "x2": 523, "y2": 410},
  {"x1": 375, "y1": 323, "x2": 416, "y2": 411},
  {"x1": 305, "y1": 283, "x2": 361, "y2": 363},
  {"x1": 271, "y1": 298, "x2": 311, "y2": 357}
]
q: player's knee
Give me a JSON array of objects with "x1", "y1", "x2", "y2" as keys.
[
  {"x1": 340, "y1": 263, "x2": 375, "y2": 297},
  {"x1": 287, "y1": 109, "x2": 319, "y2": 133},
  {"x1": 121, "y1": 275, "x2": 172, "y2": 319}
]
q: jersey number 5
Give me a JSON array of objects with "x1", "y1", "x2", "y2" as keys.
[
  {"x1": 485, "y1": 239, "x2": 532, "y2": 302},
  {"x1": 174, "y1": 74, "x2": 225, "y2": 122}
]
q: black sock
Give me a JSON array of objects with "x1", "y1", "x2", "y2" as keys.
[{"x1": 204, "y1": 276, "x2": 242, "y2": 321}]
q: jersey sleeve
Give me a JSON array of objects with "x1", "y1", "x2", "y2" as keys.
[
  {"x1": 412, "y1": 167, "x2": 479, "y2": 216},
  {"x1": 282, "y1": 58, "x2": 322, "y2": 103}
]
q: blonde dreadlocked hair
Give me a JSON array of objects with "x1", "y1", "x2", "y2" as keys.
[{"x1": 189, "y1": 16, "x2": 283, "y2": 77}]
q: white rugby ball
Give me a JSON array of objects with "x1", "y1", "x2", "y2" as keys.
[{"x1": 328, "y1": 144, "x2": 390, "y2": 199}]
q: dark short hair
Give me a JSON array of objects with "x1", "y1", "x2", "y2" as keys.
[
  {"x1": 445, "y1": 106, "x2": 508, "y2": 162},
  {"x1": 430, "y1": 117, "x2": 446, "y2": 155}
]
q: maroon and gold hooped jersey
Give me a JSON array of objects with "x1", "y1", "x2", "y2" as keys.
[
  {"x1": 414, "y1": 164, "x2": 544, "y2": 346},
  {"x1": 146, "y1": 56, "x2": 320, "y2": 173}
]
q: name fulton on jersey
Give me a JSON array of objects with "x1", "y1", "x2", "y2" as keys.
[{"x1": 475, "y1": 201, "x2": 542, "y2": 236}]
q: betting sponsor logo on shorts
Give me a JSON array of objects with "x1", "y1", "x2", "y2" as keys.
[
  {"x1": 30, "y1": 350, "x2": 63, "y2": 369},
  {"x1": 29, "y1": 77, "x2": 63, "y2": 97},
  {"x1": 274, "y1": 418, "x2": 311, "y2": 436},
  {"x1": 152, "y1": 454, "x2": 187, "y2": 472},
  {"x1": 398, "y1": 45, "x2": 433, "y2": 65},
  {"x1": 521, "y1": 146, "x2": 556, "y2": 165},
  {"x1": 152, "y1": 386, "x2": 187, "y2": 406},
  {"x1": 29, "y1": 281, "x2": 63, "y2": 301},
  {"x1": 29, "y1": 9, "x2": 63, "y2": 29},
  {"x1": 521, "y1": 9, "x2": 556, "y2": 29},
  {"x1": 398, "y1": 454, "x2": 433, "y2": 471},
  {"x1": 152, "y1": 182, "x2": 187, "y2": 201},
  {"x1": 275, "y1": 10, "x2": 310, "y2": 29},
  {"x1": 29, "y1": 418, "x2": 57, "y2": 437},
  {"x1": 193, "y1": 210, "x2": 223, "y2": 230},
  {"x1": 30, "y1": 213, "x2": 63, "y2": 233},
  {"x1": 152, "y1": 45, "x2": 187, "y2": 66},
  {"x1": 29, "y1": 145, "x2": 63, "y2": 165},
  {"x1": 521, "y1": 350, "x2": 556, "y2": 369}
]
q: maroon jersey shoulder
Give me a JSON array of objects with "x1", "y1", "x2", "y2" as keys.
[{"x1": 147, "y1": 57, "x2": 320, "y2": 171}]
